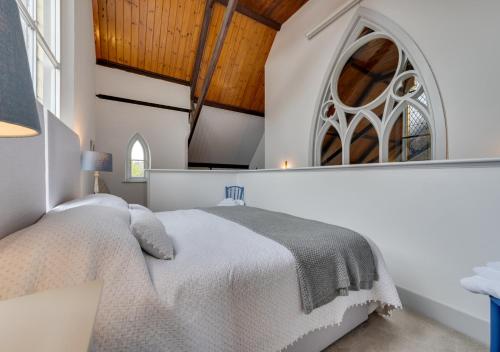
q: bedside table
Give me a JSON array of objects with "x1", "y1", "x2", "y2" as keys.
[{"x1": 0, "y1": 280, "x2": 102, "y2": 352}]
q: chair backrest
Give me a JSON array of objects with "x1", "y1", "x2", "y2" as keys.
[{"x1": 225, "y1": 186, "x2": 245, "y2": 200}]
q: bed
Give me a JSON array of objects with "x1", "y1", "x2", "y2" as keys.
[{"x1": 0, "y1": 196, "x2": 401, "y2": 352}]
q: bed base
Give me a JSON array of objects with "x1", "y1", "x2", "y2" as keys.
[{"x1": 284, "y1": 304, "x2": 369, "y2": 352}]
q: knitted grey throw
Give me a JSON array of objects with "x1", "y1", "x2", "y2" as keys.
[{"x1": 202, "y1": 206, "x2": 378, "y2": 313}]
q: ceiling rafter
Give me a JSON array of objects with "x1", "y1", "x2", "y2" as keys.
[
  {"x1": 188, "y1": 0, "x2": 239, "y2": 145},
  {"x1": 191, "y1": 0, "x2": 215, "y2": 101}
]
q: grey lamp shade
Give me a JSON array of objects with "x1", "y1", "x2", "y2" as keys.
[
  {"x1": 81, "y1": 151, "x2": 113, "y2": 172},
  {"x1": 0, "y1": 0, "x2": 41, "y2": 137}
]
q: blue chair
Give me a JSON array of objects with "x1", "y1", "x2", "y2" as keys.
[
  {"x1": 492, "y1": 296, "x2": 500, "y2": 352},
  {"x1": 225, "y1": 186, "x2": 244, "y2": 201}
]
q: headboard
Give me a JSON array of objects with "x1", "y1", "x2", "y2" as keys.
[
  {"x1": 0, "y1": 104, "x2": 45, "y2": 239},
  {"x1": 46, "y1": 111, "x2": 80, "y2": 209},
  {"x1": 0, "y1": 106, "x2": 81, "y2": 240}
]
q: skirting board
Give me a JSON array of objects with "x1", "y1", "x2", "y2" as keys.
[{"x1": 397, "y1": 286, "x2": 489, "y2": 346}]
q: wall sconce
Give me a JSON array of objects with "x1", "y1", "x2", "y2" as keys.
[{"x1": 283, "y1": 160, "x2": 289, "y2": 169}]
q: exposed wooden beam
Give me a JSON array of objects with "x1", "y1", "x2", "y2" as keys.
[
  {"x1": 215, "y1": 0, "x2": 281, "y2": 31},
  {"x1": 191, "y1": 0, "x2": 215, "y2": 100},
  {"x1": 188, "y1": 162, "x2": 249, "y2": 170},
  {"x1": 96, "y1": 94, "x2": 191, "y2": 113},
  {"x1": 193, "y1": 97, "x2": 264, "y2": 117},
  {"x1": 96, "y1": 59, "x2": 191, "y2": 86},
  {"x1": 188, "y1": 0, "x2": 239, "y2": 145}
]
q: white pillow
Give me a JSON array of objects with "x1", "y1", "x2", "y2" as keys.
[
  {"x1": 51, "y1": 194, "x2": 128, "y2": 212},
  {"x1": 129, "y1": 207, "x2": 174, "y2": 260},
  {"x1": 218, "y1": 198, "x2": 245, "y2": 206}
]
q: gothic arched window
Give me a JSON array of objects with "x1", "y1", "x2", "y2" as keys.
[{"x1": 312, "y1": 8, "x2": 446, "y2": 166}]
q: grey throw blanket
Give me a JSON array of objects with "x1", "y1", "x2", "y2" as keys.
[{"x1": 202, "y1": 206, "x2": 378, "y2": 313}]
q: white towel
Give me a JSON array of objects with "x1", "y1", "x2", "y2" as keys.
[
  {"x1": 461, "y1": 262, "x2": 500, "y2": 299},
  {"x1": 217, "y1": 198, "x2": 245, "y2": 206}
]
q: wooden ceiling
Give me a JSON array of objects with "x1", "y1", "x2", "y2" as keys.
[{"x1": 92, "y1": 0, "x2": 307, "y2": 116}]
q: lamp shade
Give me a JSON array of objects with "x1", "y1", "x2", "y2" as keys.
[
  {"x1": 81, "y1": 151, "x2": 113, "y2": 172},
  {"x1": 0, "y1": 0, "x2": 41, "y2": 137}
]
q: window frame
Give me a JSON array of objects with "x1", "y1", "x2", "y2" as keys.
[
  {"x1": 125, "y1": 134, "x2": 151, "y2": 183},
  {"x1": 311, "y1": 8, "x2": 447, "y2": 166},
  {"x1": 16, "y1": 0, "x2": 60, "y2": 117}
]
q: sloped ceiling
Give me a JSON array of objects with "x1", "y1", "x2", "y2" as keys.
[{"x1": 91, "y1": 0, "x2": 308, "y2": 115}]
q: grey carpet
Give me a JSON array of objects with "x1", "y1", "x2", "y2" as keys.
[{"x1": 323, "y1": 310, "x2": 487, "y2": 352}]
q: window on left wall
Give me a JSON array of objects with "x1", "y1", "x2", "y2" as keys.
[
  {"x1": 17, "y1": 0, "x2": 60, "y2": 116},
  {"x1": 126, "y1": 134, "x2": 151, "y2": 182}
]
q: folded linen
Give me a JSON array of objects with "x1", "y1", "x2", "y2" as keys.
[
  {"x1": 217, "y1": 198, "x2": 245, "y2": 206},
  {"x1": 461, "y1": 262, "x2": 500, "y2": 299}
]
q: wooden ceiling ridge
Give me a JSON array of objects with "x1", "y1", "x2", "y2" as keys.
[{"x1": 188, "y1": 0, "x2": 239, "y2": 145}]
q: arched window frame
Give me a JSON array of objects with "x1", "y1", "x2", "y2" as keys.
[
  {"x1": 125, "y1": 133, "x2": 151, "y2": 182},
  {"x1": 310, "y1": 7, "x2": 447, "y2": 166}
]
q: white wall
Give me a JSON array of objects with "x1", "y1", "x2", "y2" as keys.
[
  {"x1": 0, "y1": 104, "x2": 45, "y2": 239},
  {"x1": 60, "y1": 0, "x2": 97, "y2": 194},
  {"x1": 249, "y1": 135, "x2": 265, "y2": 169},
  {"x1": 189, "y1": 106, "x2": 265, "y2": 166},
  {"x1": 95, "y1": 65, "x2": 190, "y2": 108},
  {"x1": 148, "y1": 170, "x2": 238, "y2": 211},
  {"x1": 265, "y1": 0, "x2": 500, "y2": 168},
  {"x1": 95, "y1": 66, "x2": 190, "y2": 204}
]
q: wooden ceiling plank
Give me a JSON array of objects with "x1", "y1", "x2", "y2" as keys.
[
  {"x1": 123, "y1": 0, "x2": 132, "y2": 64},
  {"x1": 224, "y1": 15, "x2": 256, "y2": 106},
  {"x1": 144, "y1": 0, "x2": 157, "y2": 71},
  {"x1": 215, "y1": 0, "x2": 280, "y2": 30},
  {"x1": 224, "y1": 16, "x2": 255, "y2": 105},
  {"x1": 194, "y1": 1, "x2": 222, "y2": 98},
  {"x1": 115, "y1": 0, "x2": 124, "y2": 63},
  {"x1": 183, "y1": 0, "x2": 204, "y2": 80},
  {"x1": 246, "y1": 28, "x2": 274, "y2": 111},
  {"x1": 130, "y1": 0, "x2": 140, "y2": 66},
  {"x1": 138, "y1": 0, "x2": 148, "y2": 68},
  {"x1": 231, "y1": 22, "x2": 265, "y2": 108},
  {"x1": 162, "y1": 0, "x2": 178, "y2": 76},
  {"x1": 169, "y1": 1, "x2": 185, "y2": 78},
  {"x1": 97, "y1": 0, "x2": 108, "y2": 59},
  {"x1": 106, "y1": 0, "x2": 117, "y2": 61},
  {"x1": 180, "y1": 0, "x2": 199, "y2": 80},
  {"x1": 208, "y1": 9, "x2": 244, "y2": 104},
  {"x1": 191, "y1": 0, "x2": 214, "y2": 99},
  {"x1": 92, "y1": 0, "x2": 101, "y2": 59},
  {"x1": 156, "y1": 0, "x2": 171, "y2": 73},
  {"x1": 173, "y1": 0, "x2": 193, "y2": 80},
  {"x1": 189, "y1": 0, "x2": 239, "y2": 144},
  {"x1": 150, "y1": 0, "x2": 165, "y2": 71}
]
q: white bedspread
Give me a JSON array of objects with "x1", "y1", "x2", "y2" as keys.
[{"x1": 0, "y1": 205, "x2": 401, "y2": 352}]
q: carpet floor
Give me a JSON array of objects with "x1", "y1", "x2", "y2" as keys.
[{"x1": 323, "y1": 310, "x2": 487, "y2": 352}]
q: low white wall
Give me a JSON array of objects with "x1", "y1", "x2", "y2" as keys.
[
  {"x1": 148, "y1": 170, "x2": 238, "y2": 211},
  {"x1": 148, "y1": 159, "x2": 500, "y2": 344}
]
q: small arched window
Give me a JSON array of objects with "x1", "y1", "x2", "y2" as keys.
[
  {"x1": 126, "y1": 134, "x2": 151, "y2": 182},
  {"x1": 312, "y1": 8, "x2": 446, "y2": 166}
]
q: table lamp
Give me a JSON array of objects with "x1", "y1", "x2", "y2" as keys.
[
  {"x1": 0, "y1": 0, "x2": 41, "y2": 137},
  {"x1": 81, "y1": 151, "x2": 113, "y2": 194}
]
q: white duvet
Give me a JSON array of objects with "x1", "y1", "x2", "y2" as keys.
[{"x1": 0, "y1": 205, "x2": 401, "y2": 352}]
